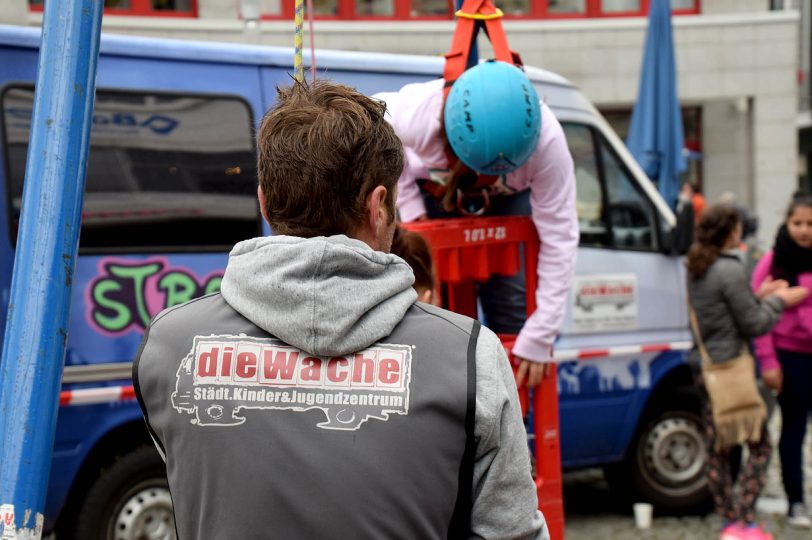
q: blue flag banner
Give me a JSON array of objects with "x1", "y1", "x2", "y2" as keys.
[{"x1": 626, "y1": 0, "x2": 687, "y2": 210}]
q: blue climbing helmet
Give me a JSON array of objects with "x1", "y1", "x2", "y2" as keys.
[{"x1": 443, "y1": 60, "x2": 542, "y2": 176}]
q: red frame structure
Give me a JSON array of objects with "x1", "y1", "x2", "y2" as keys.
[
  {"x1": 28, "y1": 0, "x2": 698, "y2": 20},
  {"x1": 29, "y1": 0, "x2": 198, "y2": 18},
  {"x1": 261, "y1": 0, "x2": 699, "y2": 20},
  {"x1": 403, "y1": 216, "x2": 564, "y2": 540}
]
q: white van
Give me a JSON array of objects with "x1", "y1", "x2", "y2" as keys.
[{"x1": 0, "y1": 26, "x2": 700, "y2": 537}]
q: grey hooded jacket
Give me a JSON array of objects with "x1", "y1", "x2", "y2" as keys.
[
  {"x1": 687, "y1": 253, "x2": 784, "y2": 365},
  {"x1": 135, "y1": 234, "x2": 547, "y2": 539}
]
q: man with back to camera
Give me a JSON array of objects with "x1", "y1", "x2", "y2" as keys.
[
  {"x1": 375, "y1": 59, "x2": 579, "y2": 388},
  {"x1": 133, "y1": 80, "x2": 548, "y2": 539}
]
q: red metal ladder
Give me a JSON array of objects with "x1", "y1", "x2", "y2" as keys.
[{"x1": 403, "y1": 215, "x2": 564, "y2": 540}]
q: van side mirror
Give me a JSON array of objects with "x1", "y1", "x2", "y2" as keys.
[{"x1": 659, "y1": 221, "x2": 676, "y2": 254}]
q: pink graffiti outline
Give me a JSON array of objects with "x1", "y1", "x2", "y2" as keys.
[{"x1": 84, "y1": 256, "x2": 224, "y2": 337}]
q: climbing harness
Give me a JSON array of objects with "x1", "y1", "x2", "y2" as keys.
[{"x1": 420, "y1": 0, "x2": 528, "y2": 216}]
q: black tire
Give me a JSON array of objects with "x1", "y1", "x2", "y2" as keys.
[
  {"x1": 605, "y1": 388, "x2": 711, "y2": 513},
  {"x1": 73, "y1": 445, "x2": 176, "y2": 540}
]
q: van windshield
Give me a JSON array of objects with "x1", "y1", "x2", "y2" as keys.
[{"x1": 2, "y1": 87, "x2": 260, "y2": 252}]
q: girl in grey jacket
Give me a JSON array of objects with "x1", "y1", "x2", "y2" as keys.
[{"x1": 686, "y1": 204, "x2": 806, "y2": 540}]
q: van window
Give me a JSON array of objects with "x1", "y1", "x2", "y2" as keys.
[
  {"x1": 563, "y1": 123, "x2": 608, "y2": 247},
  {"x1": 563, "y1": 121, "x2": 657, "y2": 251},
  {"x1": 2, "y1": 87, "x2": 260, "y2": 252}
]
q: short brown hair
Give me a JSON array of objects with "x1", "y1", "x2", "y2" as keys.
[{"x1": 257, "y1": 80, "x2": 404, "y2": 237}]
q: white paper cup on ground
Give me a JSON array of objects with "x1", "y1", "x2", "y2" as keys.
[{"x1": 633, "y1": 502, "x2": 653, "y2": 529}]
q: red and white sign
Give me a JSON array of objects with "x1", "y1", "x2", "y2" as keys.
[
  {"x1": 172, "y1": 335, "x2": 413, "y2": 431},
  {"x1": 571, "y1": 274, "x2": 638, "y2": 333}
]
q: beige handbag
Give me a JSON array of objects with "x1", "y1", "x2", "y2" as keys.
[{"x1": 688, "y1": 307, "x2": 766, "y2": 451}]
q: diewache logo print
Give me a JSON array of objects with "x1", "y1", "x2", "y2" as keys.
[{"x1": 172, "y1": 335, "x2": 413, "y2": 430}]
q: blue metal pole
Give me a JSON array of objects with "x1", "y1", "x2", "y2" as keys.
[{"x1": 0, "y1": 0, "x2": 103, "y2": 536}]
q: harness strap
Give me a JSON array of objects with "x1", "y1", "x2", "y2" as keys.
[
  {"x1": 443, "y1": 0, "x2": 521, "y2": 97},
  {"x1": 435, "y1": 0, "x2": 522, "y2": 214}
]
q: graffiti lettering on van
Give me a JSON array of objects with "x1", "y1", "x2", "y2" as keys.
[
  {"x1": 87, "y1": 258, "x2": 222, "y2": 335},
  {"x1": 172, "y1": 335, "x2": 412, "y2": 430}
]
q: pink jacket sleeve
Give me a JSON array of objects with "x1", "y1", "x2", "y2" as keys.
[
  {"x1": 511, "y1": 106, "x2": 578, "y2": 363},
  {"x1": 397, "y1": 148, "x2": 428, "y2": 222},
  {"x1": 375, "y1": 81, "x2": 446, "y2": 223},
  {"x1": 751, "y1": 251, "x2": 780, "y2": 372}
]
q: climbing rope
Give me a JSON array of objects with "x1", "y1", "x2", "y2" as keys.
[
  {"x1": 294, "y1": 0, "x2": 317, "y2": 83},
  {"x1": 294, "y1": 0, "x2": 304, "y2": 82}
]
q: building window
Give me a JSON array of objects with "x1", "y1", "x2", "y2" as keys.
[
  {"x1": 152, "y1": 0, "x2": 194, "y2": 10},
  {"x1": 542, "y1": 0, "x2": 698, "y2": 19},
  {"x1": 356, "y1": 0, "x2": 396, "y2": 16},
  {"x1": 601, "y1": 0, "x2": 640, "y2": 13},
  {"x1": 547, "y1": 0, "x2": 585, "y2": 14},
  {"x1": 29, "y1": 0, "x2": 197, "y2": 17},
  {"x1": 411, "y1": 0, "x2": 451, "y2": 16},
  {"x1": 496, "y1": 0, "x2": 532, "y2": 16},
  {"x1": 262, "y1": 0, "x2": 284, "y2": 15},
  {"x1": 313, "y1": 0, "x2": 340, "y2": 15}
]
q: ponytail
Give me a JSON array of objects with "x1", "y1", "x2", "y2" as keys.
[{"x1": 685, "y1": 204, "x2": 741, "y2": 280}]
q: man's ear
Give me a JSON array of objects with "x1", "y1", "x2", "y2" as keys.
[
  {"x1": 366, "y1": 185, "x2": 389, "y2": 236},
  {"x1": 257, "y1": 185, "x2": 270, "y2": 224}
]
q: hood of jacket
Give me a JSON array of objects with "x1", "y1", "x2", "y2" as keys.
[{"x1": 220, "y1": 235, "x2": 417, "y2": 357}]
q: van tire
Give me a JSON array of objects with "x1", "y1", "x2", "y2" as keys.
[
  {"x1": 73, "y1": 445, "x2": 176, "y2": 540},
  {"x1": 605, "y1": 388, "x2": 711, "y2": 512}
]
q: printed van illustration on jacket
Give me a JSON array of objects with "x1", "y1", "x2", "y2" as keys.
[{"x1": 171, "y1": 335, "x2": 413, "y2": 430}]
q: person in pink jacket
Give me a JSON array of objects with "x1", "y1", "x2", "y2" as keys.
[
  {"x1": 375, "y1": 64, "x2": 578, "y2": 388},
  {"x1": 751, "y1": 191, "x2": 812, "y2": 529}
]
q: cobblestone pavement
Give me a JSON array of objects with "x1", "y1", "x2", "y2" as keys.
[{"x1": 564, "y1": 415, "x2": 812, "y2": 539}]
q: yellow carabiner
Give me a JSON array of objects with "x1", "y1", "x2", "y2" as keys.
[{"x1": 454, "y1": 8, "x2": 504, "y2": 20}]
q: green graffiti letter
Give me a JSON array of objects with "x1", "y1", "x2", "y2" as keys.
[
  {"x1": 159, "y1": 272, "x2": 198, "y2": 309},
  {"x1": 92, "y1": 279, "x2": 131, "y2": 332},
  {"x1": 109, "y1": 263, "x2": 162, "y2": 328},
  {"x1": 204, "y1": 276, "x2": 222, "y2": 295}
]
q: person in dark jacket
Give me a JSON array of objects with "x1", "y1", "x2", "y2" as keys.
[
  {"x1": 686, "y1": 204, "x2": 807, "y2": 540},
  {"x1": 133, "y1": 80, "x2": 547, "y2": 539}
]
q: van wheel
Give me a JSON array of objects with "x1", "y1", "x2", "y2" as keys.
[
  {"x1": 606, "y1": 390, "x2": 711, "y2": 512},
  {"x1": 73, "y1": 445, "x2": 176, "y2": 540}
]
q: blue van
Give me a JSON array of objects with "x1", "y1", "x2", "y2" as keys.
[{"x1": 0, "y1": 24, "x2": 698, "y2": 538}]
